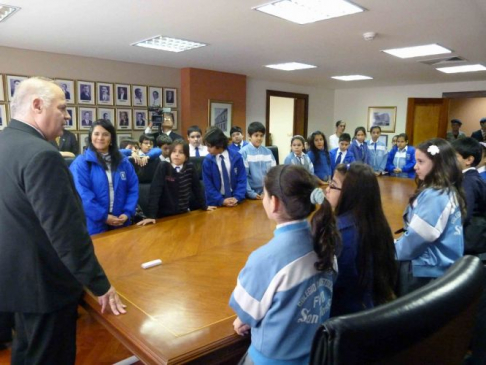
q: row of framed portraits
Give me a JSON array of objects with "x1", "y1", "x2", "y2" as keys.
[
  {"x1": 0, "y1": 74, "x2": 178, "y2": 108},
  {"x1": 0, "y1": 103, "x2": 178, "y2": 132}
]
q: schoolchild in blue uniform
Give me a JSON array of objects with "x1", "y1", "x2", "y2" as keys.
[
  {"x1": 307, "y1": 131, "x2": 332, "y2": 185},
  {"x1": 227, "y1": 126, "x2": 249, "y2": 154},
  {"x1": 395, "y1": 138, "x2": 466, "y2": 296},
  {"x1": 329, "y1": 133, "x2": 355, "y2": 175},
  {"x1": 283, "y1": 135, "x2": 314, "y2": 174},
  {"x1": 202, "y1": 127, "x2": 247, "y2": 208},
  {"x1": 230, "y1": 165, "x2": 339, "y2": 364},
  {"x1": 386, "y1": 133, "x2": 416, "y2": 178},
  {"x1": 367, "y1": 126, "x2": 388, "y2": 175},
  {"x1": 478, "y1": 142, "x2": 486, "y2": 181},
  {"x1": 70, "y1": 119, "x2": 139, "y2": 235},
  {"x1": 348, "y1": 126, "x2": 371, "y2": 166},
  {"x1": 316, "y1": 163, "x2": 396, "y2": 317}
]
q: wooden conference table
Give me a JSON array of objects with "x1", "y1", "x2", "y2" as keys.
[{"x1": 82, "y1": 177, "x2": 416, "y2": 364}]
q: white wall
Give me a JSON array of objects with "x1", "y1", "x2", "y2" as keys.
[
  {"x1": 334, "y1": 80, "x2": 486, "y2": 147},
  {"x1": 269, "y1": 96, "x2": 294, "y2": 163},
  {"x1": 246, "y1": 78, "x2": 335, "y2": 143}
]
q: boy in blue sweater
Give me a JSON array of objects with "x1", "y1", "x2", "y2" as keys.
[
  {"x1": 239, "y1": 121, "x2": 276, "y2": 199},
  {"x1": 202, "y1": 127, "x2": 247, "y2": 208}
]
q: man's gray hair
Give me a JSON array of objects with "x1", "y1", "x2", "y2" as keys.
[{"x1": 10, "y1": 77, "x2": 58, "y2": 118}]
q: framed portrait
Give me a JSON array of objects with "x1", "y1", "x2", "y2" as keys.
[
  {"x1": 115, "y1": 84, "x2": 131, "y2": 106},
  {"x1": 132, "y1": 85, "x2": 147, "y2": 107},
  {"x1": 116, "y1": 108, "x2": 132, "y2": 130},
  {"x1": 78, "y1": 107, "x2": 96, "y2": 130},
  {"x1": 378, "y1": 134, "x2": 388, "y2": 147},
  {"x1": 77, "y1": 81, "x2": 95, "y2": 105},
  {"x1": 97, "y1": 107, "x2": 116, "y2": 125},
  {"x1": 117, "y1": 133, "x2": 132, "y2": 147},
  {"x1": 367, "y1": 106, "x2": 397, "y2": 133},
  {"x1": 79, "y1": 133, "x2": 89, "y2": 154},
  {"x1": 163, "y1": 87, "x2": 177, "y2": 108},
  {"x1": 148, "y1": 86, "x2": 163, "y2": 107},
  {"x1": 0, "y1": 75, "x2": 4, "y2": 101},
  {"x1": 97, "y1": 82, "x2": 114, "y2": 106},
  {"x1": 65, "y1": 106, "x2": 77, "y2": 130},
  {"x1": 6, "y1": 75, "x2": 28, "y2": 100},
  {"x1": 0, "y1": 104, "x2": 7, "y2": 130},
  {"x1": 133, "y1": 109, "x2": 148, "y2": 130},
  {"x1": 208, "y1": 100, "x2": 232, "y2": 136},
  {"x1": 55, "y1": 79, "x2": 75, "y2": 104}
]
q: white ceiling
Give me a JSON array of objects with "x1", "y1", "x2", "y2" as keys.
[{"x1": 1, "y1": 0, "x2": 486, "y2": 89}]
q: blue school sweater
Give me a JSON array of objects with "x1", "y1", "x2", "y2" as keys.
[{"x1": 239, "y1": 143, "x2": 276, "y2": 199}]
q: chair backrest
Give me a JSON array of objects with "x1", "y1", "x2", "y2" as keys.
[
  {"x1": 267, "y1": 145, "x2": 279, "y2": 165},
  {"x1": 310, "y1": 255, "x2": 485, "y2": 365},
  {"x1": 189, "y1": 156, "x2": 205, "y2": 180}
]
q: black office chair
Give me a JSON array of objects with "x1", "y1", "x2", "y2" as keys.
[
  {"x1": 310, "y1": 255, "x2": 485, "y2": 365},
  {"x1": 267, "y1": 145, "x2": 279, "y2": 165}
]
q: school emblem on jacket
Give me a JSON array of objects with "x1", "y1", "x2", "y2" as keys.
[{"x1": 120, "y1": 171, "x2": 126, "y2": 180}]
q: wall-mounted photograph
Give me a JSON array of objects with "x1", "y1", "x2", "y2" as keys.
[
  {"x1": 77, "y1": 81, "x2": 95, "y2": 105},
  {"x1": 0, "y1": 75, "x2": 5, "y2": 101},
  {"x1": 117, "y1": 133, "x2": 132, "y2": 148},
  {"x1": 65, "y1": 106, "x2": 77, "y2": 130},
  {"x1": 163, "y1": 87, "x2": 177, "y2": 108},
  {"x1": 208, "y1": 100, "x2": 232, "y2": 137},
  {"x1": 132, "y1": 85, "x2": 147, "y2": 107},
  {"x1": 97, "y1": 107, "x2": 116, "y2": 125},
  {"x1": 367, "y1": 106, "x2": 397, "y2": 133},
  {"x1": 133, "y1": 109, "x2": 148, "y2": 130},
  {"x1": 97, "y1": 82, "x2": 114, "y2": 106},
  {"x1": 0, "y1": 104, "x2": 7, "y2": 130},
  {"x1": 6, "y1": 75, "x2": 28, "y2": 100},
  {"x1": 79, "y1": 133, "x2": 89, "y2": 154},
  {"x1": 79, "y1": 107, "x2": 96, "y2": 129},
  {"x1": 117, "y1": 108, "x2": 132, "y2": 130},
  {"x1": 115, "y1": 84, "x2": 131, "y2": 106},
  {"x1": 149, "y1": 87, "x2": 163, "y2": 107},
  {"x1": 56, "y1": 79, "x2": 75, "y2": 104}
]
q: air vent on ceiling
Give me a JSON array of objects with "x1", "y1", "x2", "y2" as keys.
[{"x1": 420, "y1": 56, "x2": 467, "y2": 66}]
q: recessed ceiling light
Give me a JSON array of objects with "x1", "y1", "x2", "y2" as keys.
[
  {"x1": 382, "y1": 44, "x2": 451, "y2": 59},
  {"x1": 436, "y1": 64, "x2": 486, "y2": 74},
  {"x1": 253, "y1": 0, "x2": 364, "y2": 25},
  {"x1": 132, "y1": 36, "x2": 207, "y2": 53},
  {"x1": 331, "y1": 75, "x2": 373, "y2": 81},
  {"x1": 265, "y1": 62, "x2": 317, "y2": 71},
  {"x1": 0, "y1": 4, "x2": 20, "y2": 22}
]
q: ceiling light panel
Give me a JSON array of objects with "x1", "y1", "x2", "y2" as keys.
[
  {"x1": 331, "y1": 75, "x2": 372, "y2": 81},
  {"x1": 383, "y1": 44, "x2": 451, "y2": 59},
  {"x1": 254, "y1": 0, "x2": 364, "y2": 25},
  {"x1": 436, "y1": 64, "x2": 486, "y2": 74},
  {"x1": 0, "y1": 4, "x2": 20, "y2": 22},
  {"x1": 132, "y1": 36, "x2": 207, "y2": 53},
  {"x1": 265, "y1": 62, "x2": 317, "y2": 71}
]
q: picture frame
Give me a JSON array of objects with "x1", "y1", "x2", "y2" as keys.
[
  {"x1": 6, "y1": 75, "x2": 28, "y2": 100},
  {"x1": 115, "y1": 84, "x2": 131, "y2": 106},
  {"x1": 78, "y1": 107, "x2": 96, "y2": 130},
  {"x1": 117, "y1": 133, "x2": 132, "y2": 148},
  {"x1": 171, "y1": 110, "x2": 178, "y2": 130},
  {"x1": 378, "y1": 134, "x2": 388, "y2": 147},
  {"x1": 367, "y1": 106, "x2": 397, "y2": 133},
  {"x1": 97, "y1": 107, "x2": 116, "y2": 125},
  {"x1": 65, "y1": 106, "x2": 77, "y2": 130},
  {"x1": 133, "y1": 109, "x2": 148, "y2": 130},
  {"x1": 56, "y1": 79, "x2": 75, "y2": 104},
  {"x1": 163, "y1": 87, "x2": 177, "y2": 108},
  {"x1": 116, "y1": 108, "x2": 132, "y2": 130},
  {"x1": 0, "y1": 104, "x2": 7, "y2": 130},
  {"x1": 208, "y1": 100, "x2": 233, "y2": 136},
  {"x1": 132, "y1": 85, "x2": 147, "y2": 107},
  {"x1": 0, "y1": 75, "x2": 5, "y2": 101},
  {"x1": 96, "y1": 82, "x2": 114, "y2": 106},
  {"x1": 77, "y1": 81, "x2": 95, "y2": 105},
  {"x1": 79, "y1": 133, "x2": 89, "y2": 153},
  {"x1": 148, "y1": 86, "x2": 163, "y2": 107}
]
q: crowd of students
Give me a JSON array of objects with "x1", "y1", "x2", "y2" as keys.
[{"x1": 65, "y1": 117, "x2": 486, "y2": 364}]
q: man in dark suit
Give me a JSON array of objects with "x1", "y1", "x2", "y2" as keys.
[
  {"x1": 0, "y1": 77, "x2": 126, "y2": 364},
  {"x1": 81, "y1": 111, "x2": 92, "y2": 127},
  {"x1": 49, "y1": 128, "x2": 79, "y2": 155},
  {"x1": 118, "y1": 86, "x2": 128, "y2": 101},
  {"x1": 60, "y1": 83, "x2": 71, "y2": 100},
  {"x1": 80, "y1": 84, "x2": 91, "y2": 101},
  {"x1": 471, "y1": 118, "x2": 486, "y2": 142}
]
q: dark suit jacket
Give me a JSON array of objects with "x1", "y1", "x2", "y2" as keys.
[
  {"x1": 0, "y1": 120, "x2": 110, "y2": 313},
  {"x1": 64, "y1": 91, "x2": 71, "y2": 100},
  {"x1": 167, "y1": 131, "x2": 183, "y2": 141},
  {"x1": 80, "y1": 91, "x2": 91, "y2": 101},
  {"x1": 471, "y1": 129, "x2": 485, "y2": 142},
  {"x1": 49, "y1": 129, "x2": 79, "y2": 155}
]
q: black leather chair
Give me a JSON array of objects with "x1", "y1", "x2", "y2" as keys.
[
  {"x1": 310, "y1": 255, "x2": 485, "y2": 365},
  {"x1": 267, "y1": 145, "x2": 279, "y2": 165}
]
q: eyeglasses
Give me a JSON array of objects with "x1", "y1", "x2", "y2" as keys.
[{"x1": 329, "y1": 183, "x2": 342, "y2": 191}]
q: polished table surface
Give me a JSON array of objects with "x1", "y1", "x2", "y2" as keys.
[{"x1": 82, "y1": 177, "x2": 416, "y2": 364}]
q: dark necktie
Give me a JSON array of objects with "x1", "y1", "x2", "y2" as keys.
[
  {"x1": 237, "y1": 144, "x2": 241, "y2": 150},
  {"x1": 195, "y1": 147, "x2": 200, "y2": 157},
  {"x1": 336, "y1": 152, "x2": 342, "y2": 165},
  {"x1": 220, "y1": 155, "x2": 231, "y2": 198},
  {"x1": 175, "y1": 166, "x2": 181, "y2": 173}
]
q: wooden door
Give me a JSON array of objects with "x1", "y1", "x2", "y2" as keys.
[{"x1": 406, "y1": 98, "x2": 449, "y2": 145}]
